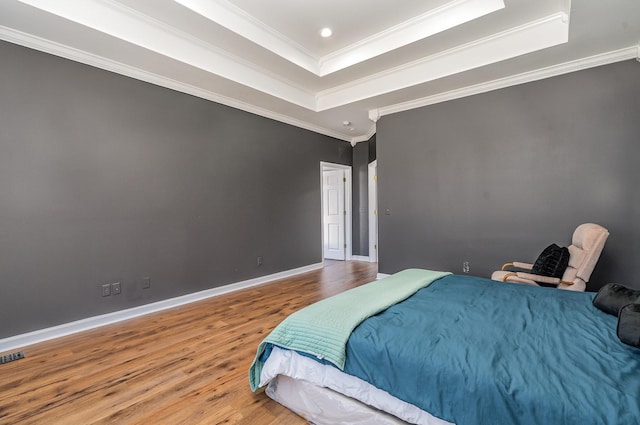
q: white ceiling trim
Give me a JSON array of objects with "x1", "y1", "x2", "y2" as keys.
[
  {"x1": 351, "y1": 124, "x2": 378, "y2": 146},
  {"x1": 175, "y1": 0, "x2": 505, "y2": 77},
  {"x1": 16, "y1": 0, "x2": 317, "y2": 110},
  {"x1": 173, "y1": 0, "x2": 319, "y2": 74},
  {"x1": 0, "y1": 25, "x2": 356, "y2": 144},
  {"x1": 318, "y1": 0, "x2": 505, "y2": 76},
  {"x1": 369, "y1": 44, "x2": 640, "y2": 121},
  {"x1": 317, "y1": 12, "x2": 569, "y2": 111}
]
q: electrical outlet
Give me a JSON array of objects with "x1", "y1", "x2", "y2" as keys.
[
  {"x1": 142, "y1": 277, "x2": 151, "y2": 289},
  {"x1": 257, "y1": 256, "x2": 263, "y2": 266},
  {"x1": 463, "y1": 261, "x2": 470, "y2": 274},
  {"x1": 101, "y1": 283, "x2": 111, "y2": 297},
  {"x1": 111, "y1": 282, "x2": 121, "y2": 295}
]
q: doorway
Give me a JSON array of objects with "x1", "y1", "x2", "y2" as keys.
[{"x1": 320, "y1": 162, "x2": 352, "y2": 261}]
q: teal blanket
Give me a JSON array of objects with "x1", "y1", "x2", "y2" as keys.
[
  {"x1": 249, "y1": 268, "x2": 450, "y2": 391},
  {"x1": 344, "y1": 275, "x2": 640, "y2": 424}
]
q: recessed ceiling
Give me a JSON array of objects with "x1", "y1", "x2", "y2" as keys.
[
  {"x1": 174, "y1": 0, "x2": 506, "y2": 76},
  {"x1": 0, "y1": 0, "x2": 638, "y2": 144}
]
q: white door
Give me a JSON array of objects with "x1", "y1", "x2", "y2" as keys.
[
  {"x1": 323, "y1": 169, "x2": 345, "y2": 260},
  {"x1": 368, "y1": 161, "x2": 378, "y2": 263}
]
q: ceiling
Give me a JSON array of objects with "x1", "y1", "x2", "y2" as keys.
[{"x1": 0, "y1": 0, "x2": 638, "y2": 144}]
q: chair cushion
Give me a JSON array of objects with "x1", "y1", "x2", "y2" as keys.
[
  {"x1": 570, "y1": 223, "x2": 609, "y2": 282},
  {"x1": 567, "y1": 245, "x2": 586, "y2": 269}
]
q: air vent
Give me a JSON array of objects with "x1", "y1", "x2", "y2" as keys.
[{"x1": 0, "y1": 351, "x2": 25, "y2": 365}]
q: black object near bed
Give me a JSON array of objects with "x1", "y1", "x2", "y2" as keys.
[{"x1": 593, "y1": 282, "x2": 640, "y2": 348}]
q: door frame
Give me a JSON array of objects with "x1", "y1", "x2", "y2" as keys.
[
  {"x1": 320, "y1": 162, "x2": 352, "y2": 261},
  {"x1": 368, "y1": 160, "x2": 378, "y2": 263}
]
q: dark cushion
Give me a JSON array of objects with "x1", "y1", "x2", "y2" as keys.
[
  {"x1": 593, "y1": 283, "x2": 640, "y2": 316},
  {"x1": 531, "y1": 243, "x2": 570, "y2": 278},
  {"x1": 617, "y1": 304, "x2": 640, "y2": 348}
]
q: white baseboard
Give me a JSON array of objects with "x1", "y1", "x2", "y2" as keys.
[
  {"x1": 351, "y1": 255, "x2": 370, "y2": 262},
  {"x1": 377, "y1": 273, "x2": 390, "y2": 280},
  {"x1": 0, "y1": 262, "x2": 323, "y2": 353}
]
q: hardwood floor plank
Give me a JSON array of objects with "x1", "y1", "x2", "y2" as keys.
[{"x1": 0, "y1": 260, "x2": 377, "y2": 425}]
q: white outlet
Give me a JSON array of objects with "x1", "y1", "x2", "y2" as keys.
[{"x1": 463, "y1": 261, "x2": 470, "y2": 273}]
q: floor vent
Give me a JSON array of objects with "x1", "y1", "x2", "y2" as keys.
[{"x1": 0, "y1": 351, "x2": 25, "y2": 364}]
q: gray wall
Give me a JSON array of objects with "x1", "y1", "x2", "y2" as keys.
[
  {"x1": 377, "y1": 60, "x2": 640, "y2": 291},
  {"x1": 352, "y1": 140, "x2": 369, "y2": 256},
  {"x1": 352, "y1": 135, "x2": 377, "y2": 257},
  {"x1": 368, "y1": 135, "x2": 377, "y2": 164},
  {"x1": 0, "y1": 41, "x2": 351, "y2": 338}
]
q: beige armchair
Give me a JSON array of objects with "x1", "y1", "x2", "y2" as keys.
[{"x1": 491, "y1": 223, "x2": 609, "y2": 292}]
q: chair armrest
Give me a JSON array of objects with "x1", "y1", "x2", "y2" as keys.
[
  {"x1": 513, "y1": 262, "x2": 533, "y2": 270},
  {"x1": 516, "y1": 272, "x2": 573, "y2": 286},
  {"x1": 501, "y1": 262, "x2": 533, "y2": 271}
]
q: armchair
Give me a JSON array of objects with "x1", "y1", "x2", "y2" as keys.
[{"x1": 491, "y1": 223, "x2": 609, "y2": 292}]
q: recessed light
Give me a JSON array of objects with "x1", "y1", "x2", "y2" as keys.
[
  {"x1": 320, "y1": 27, "x2": 333, "y2": 38},
  {"x1": 342, "y1": 120, "x2": 351, "y2": 126}
]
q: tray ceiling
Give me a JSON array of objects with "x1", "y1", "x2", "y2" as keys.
[{"x1": 0, "y1": 0, "x2": 638, "y2": 144}]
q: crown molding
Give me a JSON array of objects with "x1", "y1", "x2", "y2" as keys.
[
  {"x1": 370, "y1": 44, "x2": 640, "y2": 119},
  {"x1": 3, "y1": 23, "x2": 635, "y2": 147},
  {"x1": 0, "y1": 25, "x2": 353, "y2": 144},
  {"x1": 173, "y1": 0, "x2": 320, "y2": 74},
  {"x1": 351, "y1": 124, "x2": 378, "y2": 146},
  {"x1": 316, "y1": 12, "x2": 569, "y2": 111},
  {"x1": 318, "y1": 0, "x2": 504, "y2": 76},
  {"x1": 16, "y1": 0, "x2": 317, "y2": 110}
]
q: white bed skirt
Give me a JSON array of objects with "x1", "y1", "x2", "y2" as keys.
[
  {"x1": 260, "y1": 346, "x2": 453, "y2": 425},
  {"x1": 267, "y1": 375, "x2": 407, "y2": 425}
]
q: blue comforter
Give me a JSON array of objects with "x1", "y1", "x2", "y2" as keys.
[{"x1": 343, "y1": 274, "x2": 640, "y2": 425}]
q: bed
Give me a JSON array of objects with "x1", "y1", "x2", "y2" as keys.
[{"x1": 249, "y1": 269, "x2": 640, "y2": 425}]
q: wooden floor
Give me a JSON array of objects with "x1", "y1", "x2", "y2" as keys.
[{"x1": 0, "y1": 260, "x2": 377, "y2": 425}]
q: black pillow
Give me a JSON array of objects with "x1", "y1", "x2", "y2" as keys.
[
  {"x1": 593, "y1": 283, "x2": 640, "y2": 316},
  {"x1": 617, "y1": 304, "x2": 640, "y2": 348},
  {"x1": 531, "y1": 243, "x2": 570, "y2": 278}
]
